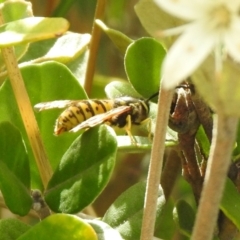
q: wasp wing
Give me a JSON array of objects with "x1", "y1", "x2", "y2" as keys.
[
  {"x1": 69, "y1": 106, "x2": 131, "y2": 133},
  {"x1": 34, "y1": 100, "x2": 82, "y2": 112}
]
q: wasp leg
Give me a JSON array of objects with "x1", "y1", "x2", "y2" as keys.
[
  {"x1": 124, "y1": 115, "x2": 138, "y2": 145},
  {"x1": 140, "y1": 117, "x2": 153, "y2": 140}
]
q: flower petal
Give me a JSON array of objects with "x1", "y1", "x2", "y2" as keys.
[
  {"x1": 162, "y1": 23, "x2": 215, "y2": 89},
  {"x1": 153, "y1": 0, "x2": 206, "y2": 21},
  {"x1": 224, "y1": 18, "x2": 240, "y2": 62},
  {"x1": 224, "y1": 0, "x2": 240, "y2": 12}
]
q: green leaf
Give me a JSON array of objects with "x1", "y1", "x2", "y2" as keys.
[
  {"x1": 103, "y1": 181, "x2": 172, "y2": 240},
  {"x1": 18, "y1": 32, "x2": 90, "y2": 86},
  {"x1": 154, "y1": 198, "x2": 176, "y2": 240},
  {"x1": 125, "y1": 37, "x2": 165, "y2": 99},
  {"x1": 173, "y1": 200, "x2": 196, "y2": 237},
  {"x1": 116, "y1": 136, "x2": 152, "y2": 152},
  {"x1": 220, "y1": 178, "x2": 240, "y2": 230},
  {"x1": 234, "y1": 125, "x2": 240, "y2": 156},
  {"x1": 0, "y1": 121, "x2": 32, "y2": 216},
  {"x1": 196, "y1": 125, "x2": 210, "y2": 157},
  {"x1": 18, "y1": 214, "x2": 97, "y2": 240},
  {"x1": 45, "y1": 125, "x2": 117, "y2": 213},
  {"x1": 0, "y1": 218, "x2": 30, "y2": 240},
  {"x1": 0, "y1": 61, "x2": 87, "y2": 188},
  {"x1": 88, "y1": 74, "x2": 116, "y2": 99},
  {"x1": 105, "y1": 80, "x2": 143, "y2": 99},
  {"x1": 95, "y1": 19, "x2": 133, "y2": 55},
  {"x1": 0, "y1": 17, "x2": 69, "y2": 46},
  {"x1": 0, "y1": 0, "x2": 33, "y2": 68},
  {"x1": 20, "y1": 32, "x2": 90, "y2": 65},
  {"x1": 86, "y1": 219, "x2": 123, "y2": 240},
  {"x1": 1, "y1": 0, "x2": 33, "y2": 23}
]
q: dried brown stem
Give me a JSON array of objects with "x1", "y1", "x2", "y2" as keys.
[
  {"x1": 84, "y1": 0, "x2": 106, "y2": 95},
  {"x1": 0, "y1": 13, "x2": 52, "y2": 188}
]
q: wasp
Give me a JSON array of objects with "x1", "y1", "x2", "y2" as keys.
[{"x1": 34, "y1": 93, "x2": 158, "y2": 142}]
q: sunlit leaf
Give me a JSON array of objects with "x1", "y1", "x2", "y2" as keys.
[
  {"x1": 18, "y1": 214, "x2": 97, "y2": 240},
  {"x1": 20, "y1": 32, "x2": 90, "y2": 65},
  {"x1": 0, "y1": 0, "x2": 33, "y2": 67},
  {"x1": 105, "y1": 80, "x2": 142, "y2": 99},
  {"x1": 45, "y1": 126, "x2": 117, "y2": 213},
  {"x1": 0, "y1": 17, "x2": 69, "y2": 46},
  {"x1": 95, "y1": 19, "x2": 133, "y2": 55},
  {"x1": 103, "y1": 181, "x2": 174, "y2": 240},
  {"x1": 125, "y1": 37, "x2": 165, "y2": 99},
  {"x1": 0, "y1": 61, "x2": 87, "y2": 188},
  {"x1": 0, "y1": 0, "x2": 32, "y2": 22},
  {"x1": 86, "y1": 219, "x2": 123, "y2": 240},
  {"x1": 18, "y1": 32, "x2": 90, "y2": 86}
]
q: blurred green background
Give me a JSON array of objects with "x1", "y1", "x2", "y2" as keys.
[{"x1": 30, "y1": 0, "x2": 147, "y2": 80}]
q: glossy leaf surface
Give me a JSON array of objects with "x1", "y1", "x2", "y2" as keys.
[
  {"x1": 18, "y1": 214, "x2": 97, "y2": 240},
  {"x1": 45, "y1": 126, "x2": 117, "y2": 213},
  {"x1": 125, "y1": 37, "x2": 165, "y2": 99},
  {"x1": 103, "y1": 181, "x2": 175, "y2": 240},
  {"x1": 0, "y1": 62, "x2": 87, "y2": 188},
  {"x1": 87, "y1": 219, "x2": 123, "y2": 240},
  {"x1": 95, "y1": 19, "x2": 133, "y2": 55},
  {"x1": 0, "y1": 17, "x2": 69, "y2": 46}
]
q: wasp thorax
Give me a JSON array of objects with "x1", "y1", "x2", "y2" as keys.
[{"x1": 113, "y1": 97, "x2": 149, "y2": 126}]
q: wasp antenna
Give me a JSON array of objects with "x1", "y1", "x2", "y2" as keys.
[{"x1": 146, "y1": 92, "x2": 159, "y2": 102}]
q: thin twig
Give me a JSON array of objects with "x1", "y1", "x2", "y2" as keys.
[
  {"x1": 191, "y1": 114, "x2": 238, "y2": 240},
  {"x1": 83, "y1": 0, "x2": 106, "y2": 95},
  {"x1": 0, "y1": 13, "x2": 52, "y2": 188},
  {"x1": 140, "y1": 86, "x2": 173, "y2": 240}
]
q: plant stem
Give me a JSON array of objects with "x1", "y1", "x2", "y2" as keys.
[
  {"x1": 140, "y1": 87, "x2": 173, "y2": 240},
  {"x1": 0, "y1": 14, "x2": 52, "y2": 188},
  {"x1": 191, "y1": 114, "x2": 238, "y2": 240},
  {"x1": 84, "y1": 0, "x2": 106, "y2": 95}
]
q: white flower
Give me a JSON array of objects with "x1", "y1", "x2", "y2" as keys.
[{"x1": 154, "y1": 0, "x2": 240, "y2": 89}]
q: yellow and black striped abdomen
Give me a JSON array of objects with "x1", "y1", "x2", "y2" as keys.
[{"x1": 54, "y1": 100, "x2": 114, "y2": 135}]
